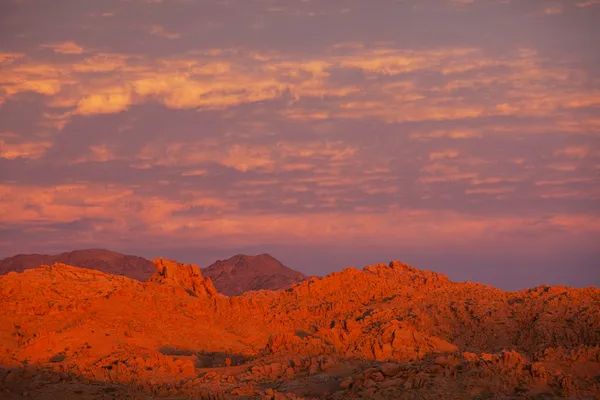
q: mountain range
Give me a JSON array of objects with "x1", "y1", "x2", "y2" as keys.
[
  {"x1": 0, "y1": 249, "x2": 156, "y2": 281},
  {"x1": 0, "y1": 257, "x2": 598, "y2": 399},
  {"x1": 0, "y1": 249, "x2": 307, "y2": 296}
]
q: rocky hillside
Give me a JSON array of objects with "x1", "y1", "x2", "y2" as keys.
[
  {"x1": 0, "y1": 250, "x2": 308, "y2": 296},
  {"x1": 201, "y1": 253, "x2": 307, "y2": 296},
  {"x1": 0, "y1": 259, "x2": 598, "y2": 399},
  {"x1": 0, "y1": 249, "x2": 155, "y2": 281}
]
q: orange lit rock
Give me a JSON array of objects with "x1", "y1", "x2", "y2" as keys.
[{"x1": 0, "y1": 259, "x2": 598, "y2": 399}]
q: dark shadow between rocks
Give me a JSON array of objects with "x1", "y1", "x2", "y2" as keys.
[
  {"x1": 158, "y1": 347, "x2": 251, "y2": 368},
  {"x1": 158, "y1": 346, "x2": 195, "y2": 356},
  {"x1": 294, "y1": 330, "x2": 314, "y2": 339},
  {"x1": 0, "y1": 363, "x2": 248, "y2": 399}
]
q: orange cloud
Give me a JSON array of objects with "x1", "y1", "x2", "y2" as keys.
[
  {"x1": 542, "y1": 5, "x2": 563, "y2": 15},
  {"x1": 0, "y1": 137, "x2": 52, "y2": 159},
  {"x1": 553, "y1": 146, "x2": 589, "y2": 158},
  {"x1": 465, "y1": 187, "x2": 516, "y2": 195},
  {"x1": 577, "y1": 0, "x2": 600, "y2": 7},
  {"x1": 0, "y1": 184, "x2": 134, "y2": 224},
  {"x1": 76, "y1": 86, "x2": 133, "y2": 115},
  {"x1": 180, "y1": 169, "x2": 208, "y2": 177},
  {"x1": 149, "y1": 25, "x2": 181, "y2": 39},
  {"x1": 72, "y1": 145, "x2": 118, "y2": 163},
  {"x1": 420, "y1": 173, "x2": 478, "y2": 184},
  {"x1": 1, "y1": 43, "x2": 598, "y2": 130},
  {"x1": 40, "y1": 41, "x2": 85, "y2": 55},
  {"x1": 72, "y1": 53, "x2": 130, "y2": 73},
  {"x1": 1, "y1": 178, "x2": 598, "y2": 252},
  {"x1": 547, "y1": 163, "x2": 578, "y2": 172},
  {"x1": 0, "y1": 53, "x2": 25, "y2": 64},
  {"x1": 470, "y1": 177, "x2": 524, "y2": 185},
  {"x1": 281, "y1": 109, "x2": 330, "y2": 121},
  {"x1": 410, "y1": 129, "x2": 482, "y2": 141},
  {"x1": 131, "y1": 71, "x2": 285, "y2": 110},
  {"x1": 222, "y1": 145, "x2": 276, "y2": 172},
  {"x1": 534, "y1": 178, "x2": 595, "y2": 186},
  {"x1": 429, "y1": 150, "x2": 460, "y2": 161},
  {"x1": 136, "y1": 139, "x2": 358, "y2": 174}
]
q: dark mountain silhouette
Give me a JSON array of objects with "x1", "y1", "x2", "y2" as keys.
[
  {"x1": 201, "y1": 253, "x2": 307, "y2": 296},
  {"x1": 0, "y1": 248, "x2": 155, "y2": 281}
]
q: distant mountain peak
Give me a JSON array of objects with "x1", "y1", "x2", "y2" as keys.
[
  {"x1": 226, "y1": 253, "x2": 276, "y2": 262},
  {"x1": 0, "y1": 249, "x2": 155, "y2": 281},
  {"x1": 202, "y1": 253, "x2": 306, "y2": 296}
]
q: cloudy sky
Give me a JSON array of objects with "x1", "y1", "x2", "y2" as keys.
[{"x1": 1, "y1": 0, "x2": 599, "y2": 289}]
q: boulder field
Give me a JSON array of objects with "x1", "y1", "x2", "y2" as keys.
[{"x1": 1, "y1": 258, "x2": 598, "y2": 399}]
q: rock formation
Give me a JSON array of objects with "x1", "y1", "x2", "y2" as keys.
[
  {"x1": 202, "y1": 253, "x2": 307, "y2": 296},
  {"x1": 150, "y1": 258, "x2": 219, "y2": 297},
  {"x1": 0, "y1": 259, "x2": 598, "y2": 399},
  {"x1": 0, "y1": 250, "x2": 309, "y2": 296}
]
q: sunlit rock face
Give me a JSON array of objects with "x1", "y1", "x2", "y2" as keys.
[
  {"x1": 0, "y1": 258, "x2": 599, "y2": 399},
  {"x1": 150, "y1": 257, "x2": 219, "y2": 298}
]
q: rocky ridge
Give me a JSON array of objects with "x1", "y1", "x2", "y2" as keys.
[
  {"x1": 0, "y1": 250, "x2": 308, "y2": 297},
  {"x1": 150, "y1": 258, "x2": 219, "y2": 298},
  {"x1": 0, "y1": 259, "x2": 598, "y2": 399}
]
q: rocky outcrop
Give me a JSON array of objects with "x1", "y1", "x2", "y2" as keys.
[
  {"x1": 149, "y1": 258, "x2": 218, "y2": 297},
  {"x1": 336, "y1": 348, "x2": 600, "y2": 399},
  {"x1": 0, "y1": 259, "x2": 598, "y2": 399}
]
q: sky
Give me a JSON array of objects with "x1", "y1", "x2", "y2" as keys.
[{"x1": 0, "y1": 0, "x2": 599, "y2": 290}]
